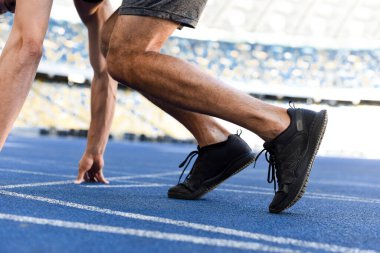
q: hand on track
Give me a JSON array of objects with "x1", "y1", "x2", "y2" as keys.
[{"x1": 75, "y1": 152, "x2": 109, "y2": 184}]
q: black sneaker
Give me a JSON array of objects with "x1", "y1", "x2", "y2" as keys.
[
  {"x1": 168, "y1": 133, "x2": 256, "y2": 200},
  {"x1": 257, "y1": 105, "x2": 328, "y2": 213}
]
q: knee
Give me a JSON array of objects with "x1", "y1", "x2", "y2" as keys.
[
  {"x1": 105, "y1": 33, "x2": 164, "y2": 88},
  {"x1": 107, "y1": 46, "x2": 162, "y2": 89},
  {"x1": 106, "y1": 45, "x2": 136, "y2": 86}
]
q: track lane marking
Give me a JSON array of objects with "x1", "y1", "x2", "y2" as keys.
[
  {"x1": 0, "y1": 171, "x2": 178, "y2": 189},
  {"x1": 0, "y1": 180, "x2": 74, "y2": 189},
  {"x1": 217, "y1": 189, "x2": 380, "y2": 204},
  {"x1": 311, "y1": 180, "x2": 380, "y2": 189},
  {"x1": 0, "y1": 190, "x2": 375, "y2": 253},
  {"x1": 133, "y1": 176, "x2": 380, "y2": 205},
  {"x1": 0, "y1": 168, "x2": 75, "y2": 178},
  {"x1": 0, "y1": 212, "x2": 297, "y2": 253},
  {"x1": 83, "y1": 183, "x2": 170, "y2": 188},
  {"x1": 2, "y1": 173, "x2": 377, "y2": 205}
]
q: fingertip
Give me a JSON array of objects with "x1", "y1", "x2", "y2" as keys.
[
  {"x1": 75, "y1": 173, "x2": 85, "y2": 184},
  {"x1": 99, "y1": 177, "x2": 109, "y2": 184},
  {"x1": 74, "y1": 179, "x2": 83, "y2": 185},
  {"x1": 98, "y1": 173, "x2": 109, "y2": 184}
]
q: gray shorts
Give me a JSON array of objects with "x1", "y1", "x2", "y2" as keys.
[{"x1": 119, "y1": 0, "x2": 208, "y2": 28}]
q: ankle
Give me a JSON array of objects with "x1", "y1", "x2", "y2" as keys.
[
  {"x1": 262, "y1": 110, "x2": 291, "y2": 142},
  {"x1": 197, "y1": 130, "x2": 229, "y2": 148}
]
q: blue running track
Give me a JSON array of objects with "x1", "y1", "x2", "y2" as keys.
[{"x1": 0, "y1": 136, "x2": 379, "y2": 253}]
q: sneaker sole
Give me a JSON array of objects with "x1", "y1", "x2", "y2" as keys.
[
  {"x1": 269, "y1": 110, "x2": 328, "y2": 213},
  {"x1": 168, "y1": 151, "x2": 256, "y2": 200}
]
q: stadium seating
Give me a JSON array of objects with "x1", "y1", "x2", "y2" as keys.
[
  {"x1": 14, "y1": 81, "x2": 193, "y2": 140},
  {"x1": 2, "y1": 14, "x2": 379, "y2": 90},
  {"x1": 1, "y1": 14, "x2": 380, "y2": 141}
]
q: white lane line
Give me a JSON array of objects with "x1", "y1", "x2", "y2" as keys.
[
  {"x1": 0, "y1": 213, "x2": 295, "y2": 253},
  {"x1": 113, "y1": 179, "x2": 167, "y2": 185},
  {"x1": 0, "y1": 190, "x2": 374, "y2": 253},
  {"x1": 0, "y1": 157, "x2": 73, "y2": 168},
  {"x1": 312, "y1": 180, "x2": 380, "y2": 189},
  {"x1": 3, "y1": 158, "x2": 378, "y2": 189},
  {"x1": 83, "y1": 183, "x2": 170, "y2": 188},
  {"x1": 306, "y1": 192, "x2": 380, "y2": 204},
  {"x1": 83, "y1": 179, "x2": 172, "y2": 188},
  {"x1": 217, "y1": 189, "x2": 380, "y2": 204},
  {"x1": 155, "y1": 171, "x2": 380, "y2": 193},
  {"x1": 3, "y1": 143, "x2": 31, "y2": 148},
  {"x1": 110, "y1": 171, "x2": 179, "y2": 182},
  {"x1": 217, "y1": 189, "x2": 272, "y2": 195},
  {"x1": 224, "y1": 184, "x2": 272, "y2": 192},
  {"x1": 228, "y1": 179, "x2": 380, "y2": 190},
  {"x1": 1, "y1": 168, "x2": 378, "y2": 204},
  {"x1": 0, "y1": 171, "x2": 178, "y2": 190},
  {"x1": 0, "y1": 180, "x2": 74, "y2": 189},
  {"x1": 0, "y1": 157, "x2": 136, "y2": 171},
  {"x1": 82, "y1": 178, "x2": 380, "y2": 205},
  {"x1": 116, "y1": 176, "x2": 380, "y2": 205},
  {"x1": 0, "y1": 168, "x2": 75, "y2": 178},
  {"x1": 0, "y1": 167, "x2": 178, "y2": 181}
]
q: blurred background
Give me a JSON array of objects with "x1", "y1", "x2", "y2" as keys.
[{"x1": 1, "y1": 0, "x2": 380, "y2": 158}]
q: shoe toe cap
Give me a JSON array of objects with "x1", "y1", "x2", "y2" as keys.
[
  {"x1": 168, "y1": 183, "x2": 193, "y2": 195},
  {"x1": 167, "y1": 182, "x2": 198, "y2": 199},
  {"x1": 269, "y1": 191, "x2": 288, "y2": 213}
]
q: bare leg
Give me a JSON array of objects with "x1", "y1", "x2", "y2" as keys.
[
  {"x1": 104, "y1": 13, "x2": 327, "y2": 211},
  {"x1": 106, "y1": 16, "x2": 290, "y2": 141},
  {"x1": 0, "y1": 0, "x2": 53, "y2": 148},
  {"x1": 104, "y1": 14, "x2": 264, "y2": 199},
  {"x1": 101, "y1": 12, "x2": 230, "y2": 147},
  {"x1": 145, "y1": 94, "x2": 230, "y2": 147},
  {"x1": 76, "y1": 5, "x2": 229, "y2": 184}
]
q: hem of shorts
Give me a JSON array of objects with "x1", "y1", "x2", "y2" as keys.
[{"x1": 119, "y1": 7, "x2": 198, "y2": 28}]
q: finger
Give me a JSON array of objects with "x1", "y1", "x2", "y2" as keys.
[
  {"x1": 75, "y1": 167, "x2": 88, "y2": 184},
  {"x1": 84, "y1": 172, "x2": 90, "y2": 182},
  {"x1": 74, "y1": 178, "x2": 84, "y2": 184},
  {"x1": 96, "y1": 172, "x2": 109, "y2": 184},
  {"x1": 86, "y1": 171, "x2": 97, "y2": 182}
]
